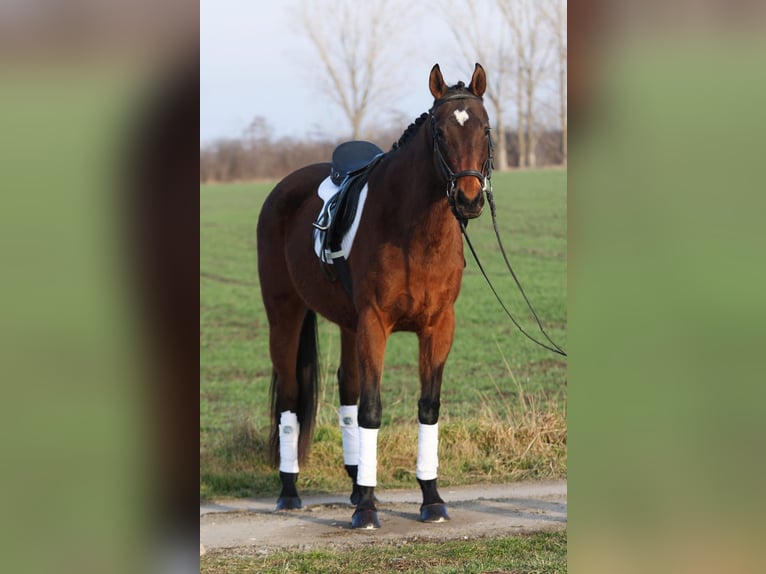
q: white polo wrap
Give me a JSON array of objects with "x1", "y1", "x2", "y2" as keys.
[
  {"x1": 338, "y1": 404, "x2": 360, "y2": 466},
  {"x1": 278, "y1": 410, "x2": 300, "y2": 474},
  {"x1": 357, "y1": 427, "x2": 379, "y2": 487},
  {"x1": 416, "y1": 422, "x2": 439, "y2": 481}
]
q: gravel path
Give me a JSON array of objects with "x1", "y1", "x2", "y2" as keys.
[{"x1": 200, "y1": 479, "x2": 566, "y2": 554}]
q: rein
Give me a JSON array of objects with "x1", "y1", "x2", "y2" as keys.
[
  {"x1": 460, "y1": 210, "x2": 568, "y2": 357},
  {"x1": 429, "y1": 92, "x2": 567, "y2": 357}
]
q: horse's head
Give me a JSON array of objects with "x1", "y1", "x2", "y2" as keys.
[{"x1": 428, "y1": 63, "x2": 492, "y2": 221}]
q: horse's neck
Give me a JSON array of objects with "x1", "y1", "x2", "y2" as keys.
[
  {"x1": 373, "y1": 127, "x2": 462, "y2": 251},
  {"x1": 387, "y1": 126, "x2": 450, "y2": 223}
]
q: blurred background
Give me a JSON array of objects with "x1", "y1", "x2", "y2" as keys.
[
  {"x1": 201, "y1": 0, "x2": 568, "y2": 182},
  {"x1": 569, "y1": 1, "x2": 766, "y2": 573},
  {"x1": 0, "y1": 1, "x2": 198, "y2": 573}
]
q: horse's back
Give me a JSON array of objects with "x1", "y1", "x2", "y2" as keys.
[
  {"x1": 259, "y1": 163, "x2": 329, "y2": 229},
  {"x1": 257, "y1": 162, "x2": 357, "y2": 330},
  {"x1": 257, "y1": 162, "x2": 328, "y2": 274}
]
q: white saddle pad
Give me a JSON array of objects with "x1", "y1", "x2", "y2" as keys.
[{"x1": 313, "y1": 176, "x2": 369, "y2": 263}]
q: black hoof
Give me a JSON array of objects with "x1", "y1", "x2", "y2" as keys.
[
  {"x1": 351, "y1": 508, "x2": 380, "y2": 529},
  {"x1": 420, "y1": 503, "x2": 450, "y2": 523},
  {"x1": 275, "y1": 496, "x2": 302, "y2": 511}
]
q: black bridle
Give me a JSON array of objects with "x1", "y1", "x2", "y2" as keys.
[
  {"x1": 428, "y1": 92, "x2": 495, "y2": 223},
  {"x1": 428, "y1": 91, "x2": 567, "y2": 357}
]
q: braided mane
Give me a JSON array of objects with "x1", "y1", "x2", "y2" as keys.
[
  {"x1": 391, "y1": 112, "x2": 428, "y2": 151},
  {"x1": 390, "y1": 83, "x2": 476, "y2": 152}
]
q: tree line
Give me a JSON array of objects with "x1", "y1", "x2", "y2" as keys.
[
  {"x1": 200, "y1": 120, "x2": 564, "y2": 183},
  {"x1": 299, "y1": 0, "x2": 567, "y2": 170},
  {"x1": 201, "y1": 0, "x2": 566, "y2": 182}
]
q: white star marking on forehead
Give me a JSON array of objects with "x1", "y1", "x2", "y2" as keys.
[{"x1": 453, "y1": 108, "x2": 469, "y2": 126}]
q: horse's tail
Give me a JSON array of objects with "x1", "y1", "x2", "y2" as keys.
[
  {"x1": 295, "y1": 310, "x2": 320, "y2": 463},
  {"x1": 269, "y1": 310, "x2": 319, "y2": 467}
]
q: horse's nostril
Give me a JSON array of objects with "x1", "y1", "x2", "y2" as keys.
[{"x1": 456, "y1": 188, "x2": 484, "y2": 209}]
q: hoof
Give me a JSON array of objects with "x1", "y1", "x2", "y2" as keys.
[
  {"x1": 275, "y1": 496, "x2": 302, "y2": 511},
  {"x1": 351, "y1": 508, "x2": 380, "y2": 529},
  {"x1": 420, "y1": 503, "x2": 450, "y2": 523}
]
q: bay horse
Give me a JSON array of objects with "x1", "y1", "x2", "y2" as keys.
[{"x1": 257, "y1": 63, "x2": 492, "y2": 529}]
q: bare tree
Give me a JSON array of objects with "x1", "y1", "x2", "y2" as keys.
[
  {"x1": 299, "y1": 0, "x2": 413, "y2": 139},
  {"x1": 497, "y1": 0, "x2": 551, "y2": 168},
  {"x1": 244, "y1": 116, "x2": 273, "y2": 149},
  {"x1": 436, "y1": 0, "x2": 512, "y2": 171},
  {"x1": 541, "y1": 0, "x2": 567, "y2": 165}
]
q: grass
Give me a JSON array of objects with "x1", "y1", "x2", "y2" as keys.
[
  {"x1": 200, "y1": 169, "x2": 567, "y2": 499},
  {"x1": 201, "y1": 530, "x2": 567, "y2": 574}
]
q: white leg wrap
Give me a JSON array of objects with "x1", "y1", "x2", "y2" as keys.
[
  {"x1": 278, "y1": 411, "x2": 300, "y2": 474},
  {"x1": 338, "y1": 405, "x2": 360, "y2": 467},
  {"x1": 357, "y1": 427, "x2": 379, "y2": 487},
  {"x1": 416, "y1": 422, "x2": 439, "y2": 481}
]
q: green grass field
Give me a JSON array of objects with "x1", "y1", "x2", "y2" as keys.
[
  {"x1": 201, "y1": 530, "x2": 566, "y2": 574},
  {"x1": 201, "y1": 169, "x2": 567, "y2": 499}
]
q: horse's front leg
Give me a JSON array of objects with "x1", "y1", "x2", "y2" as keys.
[
  {"x1": 351, "y1": 308, "x2": 389, "y2": 529},
  {"x1": 416, "y1": 309, "x2": 455, "y2": 523}
]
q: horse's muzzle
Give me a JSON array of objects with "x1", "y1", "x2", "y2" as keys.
[{"x1": 455, "y1": 187, "x2": 485, "y2": 219}]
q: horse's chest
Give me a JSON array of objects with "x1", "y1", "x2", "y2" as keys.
[
  {"x1": 371, "y1": 245, "x2": 464, "y2": 324},
  {"x1": 349, "y1": 212, "x2": 464, "y2": 318}
]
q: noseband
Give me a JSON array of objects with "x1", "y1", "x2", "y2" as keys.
[{"x1": 429, "y1": 92, "x2": 494, "y2": 220}]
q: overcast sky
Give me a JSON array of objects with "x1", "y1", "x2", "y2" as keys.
[{"x1": 200, "y1": 0, "x2": 506, "y2": 144}]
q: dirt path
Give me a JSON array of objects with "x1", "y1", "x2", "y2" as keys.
[{"x1": 200, "y1": 480, "x2": 566, "y2": 554}]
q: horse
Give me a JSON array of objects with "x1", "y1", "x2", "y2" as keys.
[{"x1": 256, "y1": 63, "x2": 492, "y2": 529}]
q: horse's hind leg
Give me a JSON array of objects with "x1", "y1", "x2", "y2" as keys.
[
  {"x1": 337, "y1": 327, "x2": 361, "y2": 505},
  {"x1": 415, "y1": 310, "x2": 455, "y2": 523},
  {"x1": 265, "y1": 295, "x2": 311, "y2": 511}
]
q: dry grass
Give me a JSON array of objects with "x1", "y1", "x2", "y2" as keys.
[{"x1": 200, "y1": 351, "x2": 566, "y2": 500}]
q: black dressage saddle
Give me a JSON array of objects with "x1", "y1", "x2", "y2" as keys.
[
  {"x1": 330, "y1": 141, "x2": 384, "y2": 185},
  {"x1": 313, "y1": 141, "x2": 384, "y2": 295}
]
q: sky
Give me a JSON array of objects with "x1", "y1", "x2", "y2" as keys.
[{"x1": 200, "y1": 0, "x2": 508, "y2": 144}]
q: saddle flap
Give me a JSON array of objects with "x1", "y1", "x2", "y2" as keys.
[{"x1": 330, "y1": 140, "x2": 384, "y2": 185}]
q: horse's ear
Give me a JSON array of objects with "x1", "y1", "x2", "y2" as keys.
[
  {"x1": 469, "y1": 63, "x2": 486, "y2": 97},
  {"x1": 429, "y1": 64, "x2": 447, "y2": 100}
]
